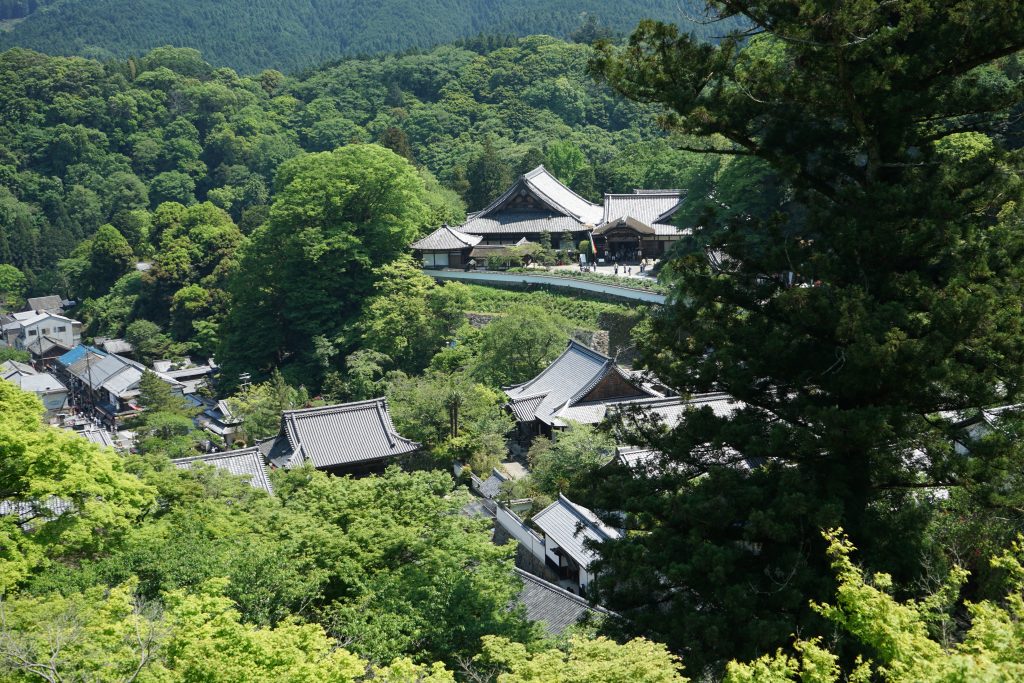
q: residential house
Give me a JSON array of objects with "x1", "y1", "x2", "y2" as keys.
[
  {"x1": 55, "y1": 346, "x2": 185, "y2": 428},
  {"x1": 0, "y1": 310, "x2": 81, "y2": 363},
  {"x1": 195, "y1": 399, "x2": 242, "y2": 446},
  {"x1": 25, "y1": 295, "x2": 67, "y2": 314},
  {"x1": 411, "y1": 166, "x2": 689, "y2": 267},
  {"x1": 0, "y1": 360, "x2": 68, "y2": 414},
  {"x1": 503, "y1": 340, "x2": 660, "y2": 438},
  {"x1": 257, "y1": 398, "x2": 420, "y2": 477},
  {"x1": 529, "y1": 494, "x2": 622, "y2": 596},
  {"x1": 173, "y1": 447, "x2": 274, "y2": 495}
]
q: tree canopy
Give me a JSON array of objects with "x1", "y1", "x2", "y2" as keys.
[{"x1": 585, "y1": 0, "x2": 1024, "y2": 673}]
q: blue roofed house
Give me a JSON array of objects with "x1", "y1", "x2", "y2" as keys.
[{"x1": 54, "y1": 346, "x2": 185, "y2": 428}]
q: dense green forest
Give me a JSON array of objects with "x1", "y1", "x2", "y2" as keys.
[
  {"x1": 0, "y1": 0, "x2": 743, "y2": 73},
  {"x1": 3, "y1": 1, "x2": 1024, "y2": 681},
  {"x1": 0, "y1": 35, "x2": 744, "y2": 387}
]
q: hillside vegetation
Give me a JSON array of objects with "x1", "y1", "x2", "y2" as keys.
[
  {"x1": 0, "y1": 36, "x2": 707, "y2": 384},
  {"x1": 0, "y1": 0, "x2": 742, "y2": 72}
]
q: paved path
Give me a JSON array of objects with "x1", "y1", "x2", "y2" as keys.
[{"x1": 423, "y1": 269, "x2": 667, "y2": 305}]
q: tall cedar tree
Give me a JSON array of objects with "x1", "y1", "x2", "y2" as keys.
[{"x1": 583, "y1": 1, "x2": 1024, "y2": 674}]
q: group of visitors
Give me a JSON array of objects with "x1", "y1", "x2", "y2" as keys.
[{"x1": 613, "y1": 259, "x2": 650, "y2": 276}]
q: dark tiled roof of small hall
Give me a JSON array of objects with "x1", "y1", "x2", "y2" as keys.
[
  {"x1": 279, "y1": 398, "x2": 420, "y2": 470},
  {"x1": 173, "y1": 447, "x2": 274, "y2": 494}
]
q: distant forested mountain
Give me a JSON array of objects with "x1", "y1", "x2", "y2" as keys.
[{"x1": 0, "y1": 0, "x2": 739, "y2": 73}]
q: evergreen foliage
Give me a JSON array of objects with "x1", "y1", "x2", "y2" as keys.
[
  {"x1": 585, "y1": 0, "x2": 1024, "y2": 674},
  {"x1": 0, "y1": 0, "x2": 742, "y2": 73}
]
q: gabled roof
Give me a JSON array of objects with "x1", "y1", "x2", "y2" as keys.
[
  {"x1": 532, "y1": 494, "x2": 622, "y2": 569},
  {"x1": 10, "y1": 372, "x2": 66, "y2": 395},
  {"x1": 465, "y1": 165, "x2": 602, "y2": 231},
  {"x1": 173, "y1": 447, "x2": 274, "y2": 494},
  {"x1": 611, "y1": 393, "x2": 744, "y2": 429},
  {"x1": 2, "y1": 310, "x2": 76, "y2": 329},
  {"x1": 279, "y1": 398, "x2": 420, "y2": 470},
  {"x1": 0, "y1": 360, "x2": 37, "y2": 379},
  {"x1": 514, "y1": 568, "x2": 608, "y2": 635},
  {"x1": 25, "y1": 295, "x2": 64, "y2": 313},
  {"x1": 57, "y1": 345, "x2": 107, "y2": 367},
  {"x1": 28, "y1": 335, "x2": 74, "y2": 356},
  {"x1": 57, "y1": 346, "x2": 183, "y2": 396},
  {"x1": 504, "y1": 340, "x2": 655, "y2": 427},
  {"x1": 410, "y1": 225, "x2": 482, "y2": 251},
  {"x1": 598, "y1": 190, "x2": 687, "y2": 237}
]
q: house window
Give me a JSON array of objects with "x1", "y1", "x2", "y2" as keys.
[
  {"x1": 56, "y1": 326, "x2": 66, "y2": 332},
  {"x1": 27, "y1": 330, "x2": 37, "y2": 336},
  {"x1": 423, "y1": 253, "x2": 449, "y2": 268},
  {"x1": 41, "y1": 328, "x2": 50, "y2": 335}
]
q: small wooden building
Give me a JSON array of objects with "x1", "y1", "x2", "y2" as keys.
[{"x1": 411, "y1": 225, "x2": 482, "y2": 269}]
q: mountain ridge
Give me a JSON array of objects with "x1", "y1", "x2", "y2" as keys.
[{"x1": 0, "y1": 0, "x2": 737, "y2": 73}]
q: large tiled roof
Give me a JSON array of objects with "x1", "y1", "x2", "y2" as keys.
[
  {"x1": 280, "y1": 398, "x2": 420, "y2": 470},
  {"x1": 461, "y1": 211, "x2": 585, "y2": 235},
  {"x1": 532, "y1": 494, "x2": 622, "y2": 569},
  {"x1": 475, "y1": 165, "x2": 602, "y2": 224},
  {"x1": 410, "y1": 225, "x2": 482, "y2": 250},
  {"x1": 514, "y1": 568, "x2": 607, "y2": 635},
  {"x1": 598, "y1": 190, "x2": 687, "y2": 237},
  {"x1": 173, "y1": 447, "x2": 274, "y2": 494},
  {"x1": 504, "y1": 340, "x2": 655, "y2": 427},
  {"x1": 505, "y1": 340, "x2": 609, "y2": 426},
  {"x1": 603, "y1": 190, "x2": 683, "y2": 225}
]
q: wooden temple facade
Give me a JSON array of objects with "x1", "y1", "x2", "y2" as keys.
[{"x1": 412, "y1": 166, "x2": 689, "y2": 267}]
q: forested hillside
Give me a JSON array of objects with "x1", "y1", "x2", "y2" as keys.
[
  {"x1": 0, "y1": 36, "x2": 733, "y2": 381},
  {"x1": 0, "y1": 0, "x2": 742, "y2": 73}
]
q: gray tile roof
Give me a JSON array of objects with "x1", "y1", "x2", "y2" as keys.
[
  {"x1": 612, "y1": 393, "x2": 744, "y2": 428},
  {"x1": 504, "y1": 340, "x2": 656, "y2": 427},
  {"x1": 461, "y1": 212, "x2": 585, "y2": 235},
  {"x1": 410, "y1": 225, "x2": 482, "y2": 251},
  {"x1": 173, "y1": 447, "x2": 273, "y2": 494},
  {"x1": 603, "y1": 190, "x2": 684, "y2": 226},
  {"x1": 280, "y1": 398, "x2": 420, "y2": 470},
  {"x1": 100, "y1": 366, "x2": 143, "y2": 398},
  {"x1": 0, "y1": 360, "x2": 37, "y2": 379},
  {"x1": 532, "y1": 494, "x2": 622, "y2": 569},
  {"x1": 61, "y1": 348, "x2": 183, "y2": 397},
  {"x1": 25, "y1": 295, "x2": 64, "y2": 312},
  {"x1": 478, "y1": 468, "x2": 508, "y2": 499},
  {"x1": 474, "y1": 165, "x2": 602, "y2": 224},
  {"x1": 514, "y1": 568, "x2": 607, "y2": 635},
  {"x1": 12, "y1": 372, "x2": 66, "y2": 394}
]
